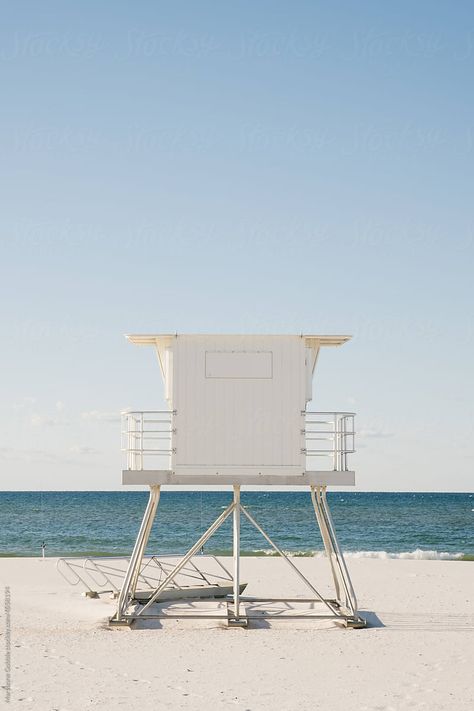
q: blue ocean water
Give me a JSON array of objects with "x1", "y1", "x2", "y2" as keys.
[{"x1": 0, "y1": 491, "x2": 473, "y2": 559}]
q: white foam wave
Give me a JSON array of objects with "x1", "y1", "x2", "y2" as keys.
[
  {"x1": 252, "y1": 548, "x2": 464, "y2": 560},
  {"x1": 340, "y1": 549, "x2": 464, "y2": 560}
]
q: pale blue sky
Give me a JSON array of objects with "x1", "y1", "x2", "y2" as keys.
[{"x1": 1, "y1": 1, "x2": 473, "y2": 490}]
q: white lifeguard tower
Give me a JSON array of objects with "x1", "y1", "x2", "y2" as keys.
[{"x1": 111, "y1": 334, "x2": 365, "y2": 628}]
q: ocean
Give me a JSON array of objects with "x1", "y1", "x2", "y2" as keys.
[{"x1": 1, "y1": 491, "x2": 473, "y2": 559}]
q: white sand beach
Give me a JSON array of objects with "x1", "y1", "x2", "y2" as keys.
[{"x1": 1, "y1": 556, "x2": 473, "y2": 710}]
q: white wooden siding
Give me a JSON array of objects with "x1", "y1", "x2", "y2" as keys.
[{"x1": 171, "y1": 335, "x2": 306, "y2": 473}]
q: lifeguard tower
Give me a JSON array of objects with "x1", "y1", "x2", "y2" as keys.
[{"x1": 111, "y1": 334, "x2": 364, "y2": 628}]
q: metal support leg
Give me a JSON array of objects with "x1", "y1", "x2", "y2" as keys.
[
  {"x1": 311, "y1": 485, "x2": 360, "y2": 621},
  {"x1": 130, "y1": 485, "x2": 161, "y2": 597},
  {"x1": 311, "y1": 485, "x2": 343, "y2": 601},
  {"x1": 320, "y1": 487, "x2": 358, "y2": 616},
  {"x1": 229, "y1": 486, "x2": 247, "y2": 626},
  {"x1": 114, "y1": 485, "x2": 160, "y2": 622}
]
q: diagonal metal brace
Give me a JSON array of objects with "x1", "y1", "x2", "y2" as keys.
[
  {"x1": 137, "y1": 500, "x2": 236, "y2": 616},
  {"x1": 239, "y1": 504, "x2": 342, "y2": 617}
]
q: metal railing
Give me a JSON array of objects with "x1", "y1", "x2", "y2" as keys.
[
  {"x1": 121, "y1": 410, "x2": 174, "y2": 470},
  {"x1": 304, "y1": 412, "x2": 355, "y2": 471},
  {"x1": 56, "y1": 554, "x2": 233, "y2": 597},
  {"x1": 121, "y1": 410, "x2": 355, "y2": 472}
]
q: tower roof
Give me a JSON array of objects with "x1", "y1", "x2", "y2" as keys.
[{"x1": 125, "y1": 334, "x2": 351, "y2": 347}]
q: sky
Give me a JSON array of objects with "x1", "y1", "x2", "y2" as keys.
[{"x1": 0, "y1": 1, "x2": 473, "y2": 491}]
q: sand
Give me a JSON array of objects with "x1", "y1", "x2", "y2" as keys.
[{"x1": 1, "y1": 556, "x2": 473, "y2": 710}]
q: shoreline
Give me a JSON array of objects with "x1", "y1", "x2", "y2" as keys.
[{"x1": 1, "y1": 548, "x2": 473, "y2": 559}]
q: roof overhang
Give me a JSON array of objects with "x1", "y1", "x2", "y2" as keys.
[{"x1": 126, "y1": 334, "x2": 351, "y2": 347}]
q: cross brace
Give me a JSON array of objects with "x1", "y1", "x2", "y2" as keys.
[{"x1": 110, "y1": 485, "x2": 365, "y2": 628}]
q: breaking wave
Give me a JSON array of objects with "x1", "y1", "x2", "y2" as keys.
[{"x1": 251, "y1": 548, "x2": 468, "y2": 560}]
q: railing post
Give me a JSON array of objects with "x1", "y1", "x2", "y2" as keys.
[
  {"x1": 127, "y1": 414, "x2": 133, "y2": 470},
  {"x1": 140, "y1": 411, "x2": 144, "y2": 471},
  {"x1": 341, "y1": 416, "x2": 346, "y2": 471}
]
